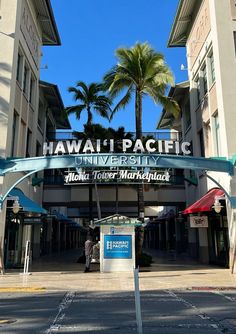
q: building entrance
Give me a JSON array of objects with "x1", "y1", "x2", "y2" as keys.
[{"x1": 0, "y1": 152, "x2": 236, "y2": 272}]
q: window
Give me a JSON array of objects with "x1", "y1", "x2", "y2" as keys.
[
  {"x1": 16, "y1": 53, "x2": 23, "y2": 84},
  {"x1": 213, "y1": 113, "x2": 221, "y2": 156},
  {"x1": 38, "y1": 101, "x2": 44, "y2": 129},
  {"x1": 23, "y1": 65, "x2": 29, "y2": 95},
  {"x1": 233, "y1": 32, "x2": 236, "y2": 56},
  {"x1": 29, "y1": 75, "x2": 36, "y2": 106},
  {"x1": 198, "y1": 129, "x2": 205, "y2": 157},
  {"x1": 26, "y1": 128, "x2": 32, "y2": 157},
  {"x1": 202, "y1": 64, "x2": 208, "y2": 95},
  {"x1": 194, "y1": 76, "x2": 201, "y2": 107},
  {"x1": 209, "y1": 52, "x2": 215, "y2": 85},
  {"x1": 36, "y1": 141, "x2": 41, "y2": 157},
  {"x1": 11, "y1": 112, "x2": 19, "y2": 156}
]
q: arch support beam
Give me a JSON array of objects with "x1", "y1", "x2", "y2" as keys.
[
  {"x1": 205, "y1": 173, "x2": 236, "y2": 208},
  {"x1": 0, "y1": 154, "x2": 234, "y2": 175},
  {"x1": 0, "y1": 169, "x2": 41, "y2": 210},
  {"x1": 0, "y1": 154, "x2": 235, "y2": 209}
]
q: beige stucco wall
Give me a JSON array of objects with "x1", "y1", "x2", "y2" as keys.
[
  {"x1": 188, "y1": 0, "x2": 211, "y2": 69},
  {"x1": 0, "y1": 0, "x2": 47, "y2": 255},
  {"x1": 183, "y1": 0, "x2": 236, "y2": 271}
]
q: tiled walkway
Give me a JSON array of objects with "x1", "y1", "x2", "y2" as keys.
[{"x1": 0, "y1": 249, "x2": 235, "y2": 292}]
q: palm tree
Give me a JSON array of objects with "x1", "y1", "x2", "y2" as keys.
[
  {"x1": 66, "y1": 82, "x2": 112, "y2": 222},
  {"x1": 104, "y1": 42, "x2": 179, "y2": 138},
  {"x1": 66, "y1": 81, "x2": 112, "y2": 126},
  {"x1": 103, "y1": 42, "x2": 180, "y2": 255}
]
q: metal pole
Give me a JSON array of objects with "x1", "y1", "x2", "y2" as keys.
[
  {"x1": 23, "y1": 240, "x2": 30, "y2": 275},
  {"x1": 0, "y1": 237, "x2": 4, "y2": 275},
  {"x1": 134, "y1": 267, "x2": 143, "y2": 334},
  {"x1": 94, "y1": 182, "x2": 101, "y2": 220}
]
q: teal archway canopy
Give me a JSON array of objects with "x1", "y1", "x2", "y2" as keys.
[
  {"x1": 9, "y1": 188, "x2": 47, "y2": 214},
  {"x1": 0, "y1": 153, "x2": 236, "y2": 209}
]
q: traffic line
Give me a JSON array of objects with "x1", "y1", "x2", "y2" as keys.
[{"x1": 45, "y1": 291, "x2": 76, "y2": 334}]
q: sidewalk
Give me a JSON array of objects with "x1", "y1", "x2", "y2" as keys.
[{"x1": 0, "y1": 249, "x2": 235, "y2": 292}]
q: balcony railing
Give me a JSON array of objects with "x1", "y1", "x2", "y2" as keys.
[{"x1": 46, "y1": 131, "x2": 182, "y2": 142}]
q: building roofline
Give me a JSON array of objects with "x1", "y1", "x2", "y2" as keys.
[
  {"x1": 157, "y1": 81, "x2": 189, "y2": 129},
  {"x1": 44, "y1": 0, "x2": 61, "y2": 46},
  {"x1": 167, "y1": 0, "x2": 202, "y2": 47},
  {"x1": 40, "y1": 80, "x2": 64, "y2": 107},
  {"x1": 40, "y1": 80, "x2": 71, "y2": 129},
  {"x1": 34, "y1": 0, "x2": 61, "y2": 46},
  {"x1": 168, "y1": 0, "x2": 185, "y2": 47}
]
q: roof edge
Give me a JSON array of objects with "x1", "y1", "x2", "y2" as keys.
[
  {"x1": 167, "y1": 0, "x2": 185, "y2": 47},
  {"x1": 44, "y1": 0, "x2": 61, "y2": 46},
  {"x1": 157, "y1": 81, "x2": 190, "y2": 129}
]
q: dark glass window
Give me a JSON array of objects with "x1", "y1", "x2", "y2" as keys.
[
  {"x1": 11, "y1": 112, "x2": 18, "y2": 156},
  {"x1": 26, "y1": 129, "x2": 32, "y2": 157},
  {"x1": 209, "y1": 53, "x2": 215, "y2": 84},
  {"x1": 202, "y1": 64, "x2": 208, "y2": 95},
  {"x1": 23, "y1": 66, "x2": 29, "y2": 94},
  {"x1": 16, "y1": 53, "x2": 23, "y2": 83},
  {"x1": 199, "y1": 129, "x2": 205, "y2": 157}
]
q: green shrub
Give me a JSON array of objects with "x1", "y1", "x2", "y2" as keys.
[{"x1": 136, "y1": 252, "x2": 152, "y2": 267}]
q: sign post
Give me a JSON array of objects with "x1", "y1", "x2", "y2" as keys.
[
  {"x1": 0, "y1": 237, "x2": 4, "y2": 275},
  {"x1": 21, "y1": 240, "x2": 31, "y2": 275},
  {"x1": 134, "y1": 267, "x2": 143, "y2": 334}
]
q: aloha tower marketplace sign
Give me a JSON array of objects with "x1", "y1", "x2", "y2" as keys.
[{"x1": 64, "y1": 169, "x2": 171, "y2": 185}]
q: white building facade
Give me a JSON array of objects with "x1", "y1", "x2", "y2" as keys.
[
  {"x1": 0, "y1": 0, "x2": 68, "y2": 268},
  {"x1": 160, "y1": 0, "x2": 236, "y2": 272}
]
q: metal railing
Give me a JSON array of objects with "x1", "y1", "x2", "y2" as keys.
[{"x1": 46, "y1": 131, "x2": 182, "y2": 142}]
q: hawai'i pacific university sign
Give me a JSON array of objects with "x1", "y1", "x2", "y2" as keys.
[
  {"x1": 43, "y1": 138, "x2": 190, "y2": 185},
  {"x1": 43, "y1": 139, "x2": 191, "y2": 155},
  {"x1": 43, "y1": 139, "x2": 191, "y2": 185},
  {"x1": 1, "y1": 137, "x2": 236, "y2": 207}
]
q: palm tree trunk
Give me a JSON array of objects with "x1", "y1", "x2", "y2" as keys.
[
  {"x1": 89, "y1": 183, "x2": 93, "y2": 221},
  {"x1": 94, "y1": 182, "x2": 101, "y2": 220},
  {"x1": 87, "y1": 106, "x2": 92, "y2": 126},
  {"x1": 135, "y1": 89, "x2": 142, "y2": 140},
  {"x1": 135, "y1": 89, "x2": 145, "y2": 257}
]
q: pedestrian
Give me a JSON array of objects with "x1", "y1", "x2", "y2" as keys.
[{"x1": 84, "y1": 235, "x2": 93, "y2": 272}]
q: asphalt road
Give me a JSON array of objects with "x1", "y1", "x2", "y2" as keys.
[{"x1": 0, "y1": 289, "x2": 236, "y2": 334}]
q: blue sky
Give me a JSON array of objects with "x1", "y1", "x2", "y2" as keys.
[{"x1": 41, "y1": 0, "x2": 187, "y2": 132}]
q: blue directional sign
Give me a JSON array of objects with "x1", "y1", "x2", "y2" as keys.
[{"x1": 104, "y1": 235, "x2": 132, "y2": 259}]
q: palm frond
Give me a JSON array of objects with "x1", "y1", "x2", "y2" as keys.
[
  {"x1": 110, "y1": 86, "x2": 133, "y2": 120},
  {"x1": 65, "y1": 104, "x2": 86, "y2": 119},
  {"x1": 156, "y1": 95, "x2": 180, "y2": 118}
]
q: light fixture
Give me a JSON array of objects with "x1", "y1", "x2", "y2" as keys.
[
  {"x1": 12, "y1": 199, "x2": 20, "y2": 214},
  {"x1": 212, "y1": 197, "x2": 224, "y2": 214},
  {"x1": 180, "y1": 64, "x2": 188, "y2": 71},
  {"x1": 40, "y1": 64, "x2": 48, "y2": 70}
]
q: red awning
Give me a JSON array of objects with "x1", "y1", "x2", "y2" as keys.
[{"x1": 182, "y1": 188, "x2": 224, "y2": 215}]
